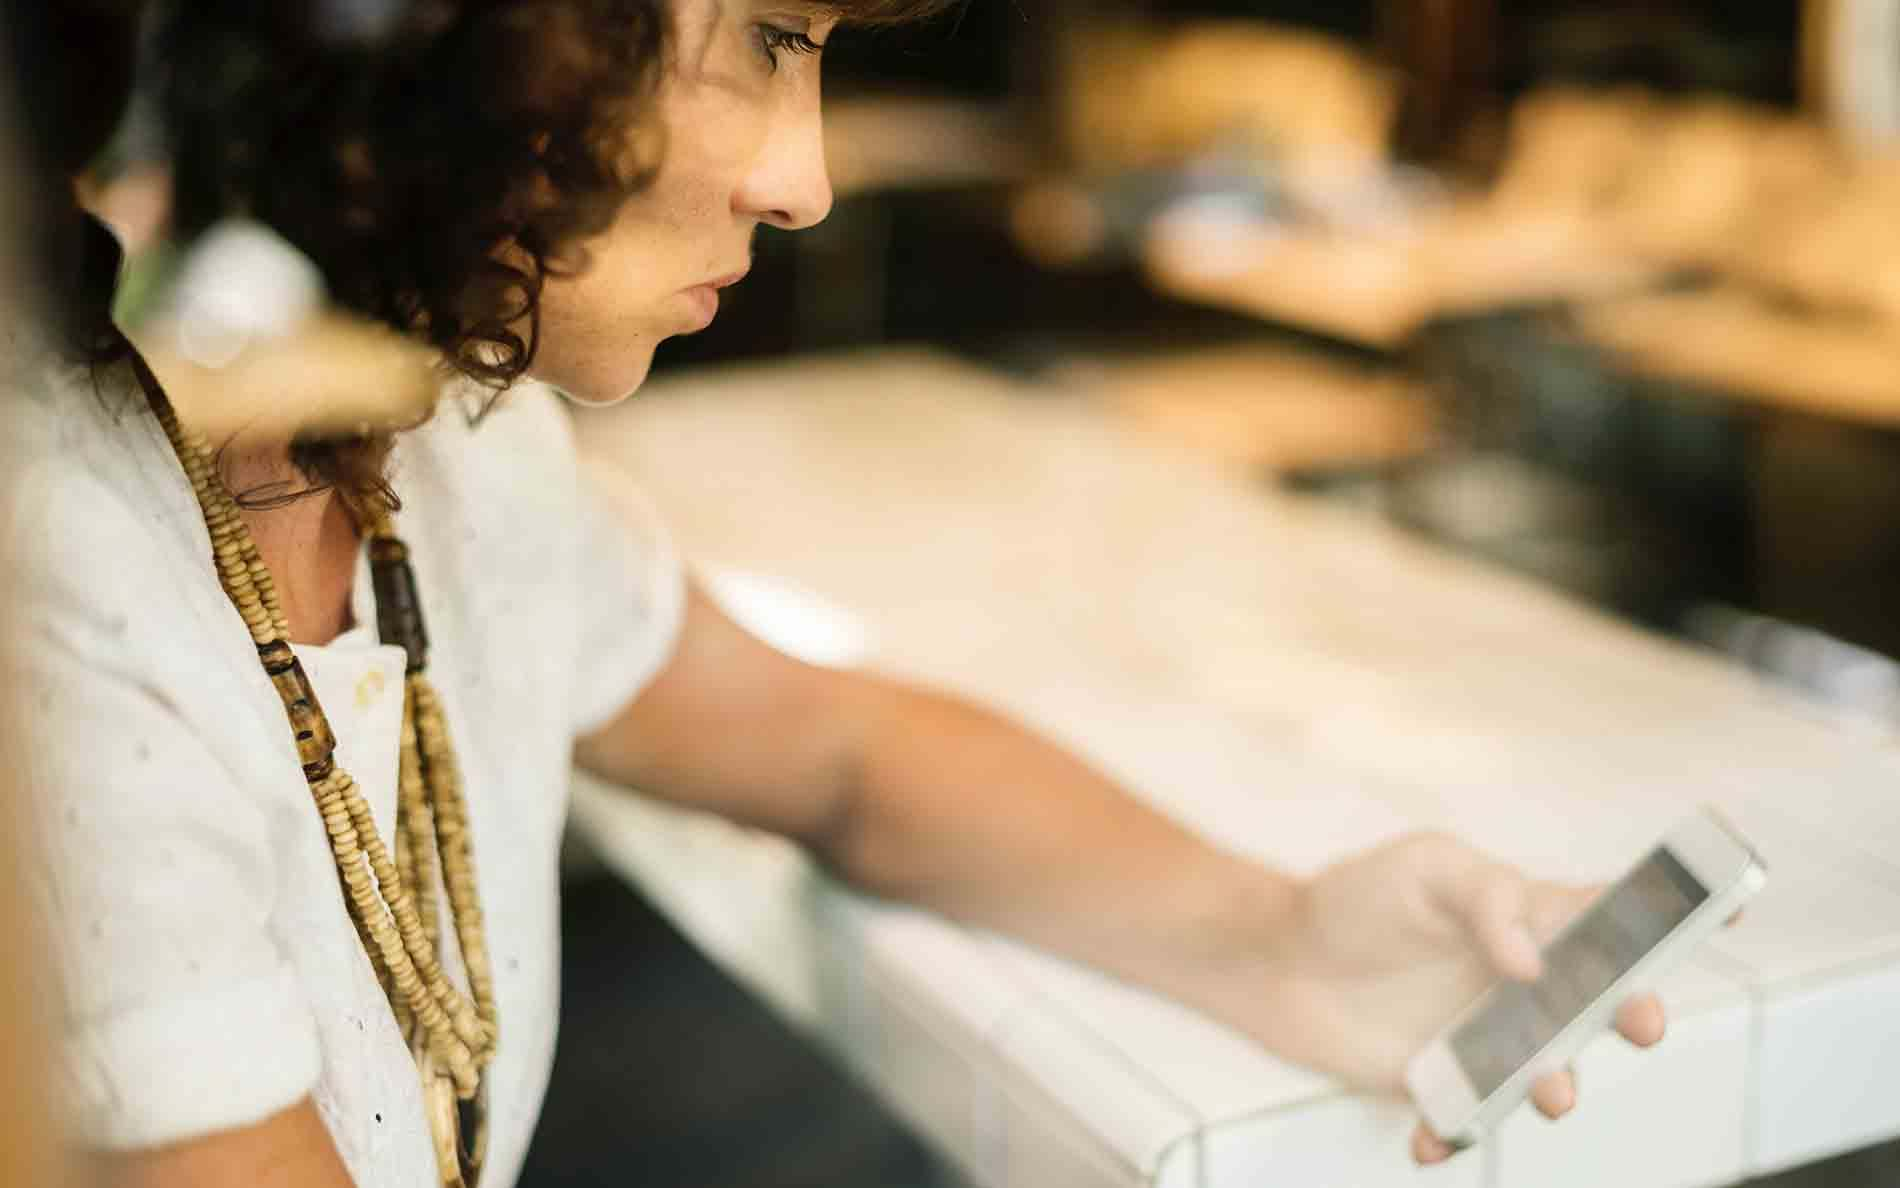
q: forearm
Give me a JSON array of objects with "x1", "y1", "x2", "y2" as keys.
[
  {"x1": 578, "y1": 590, "x2": 1652, "y2": 1108},
  {"x1": 575, "y1": 585, "x2": 1301, "y2": 1023},
  {"x1": 821, "y1": 674, "x2": 1303, "y2": 1020}
]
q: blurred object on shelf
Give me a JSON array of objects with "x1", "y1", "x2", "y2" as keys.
[
  {"x1": 1131, "y1": 127, "x2": 1663, "y2": 350},
  {"x1": 1080, "y1": 80, "x2": 1900, "y2": 353},
  {"x1": 127, "y1": 219, "x2": 441, "y2": 440},
  {"x1": 1009, "y1": 178, "x2": 1114, "y2": 270},
  {"x1": 1408, "y1": 201, "x2": 1661, "y2": 316},
  {"x1": 1056, "y1": 343, "x2": 1438, "y2": 474},
  {"x1": 135, "y1": 311, "x2": 442, "y2": 441},
  {"x1": 825, "y1": 96, "x2": 1029, "y2": 197},
  {"x1": 1138, "y1": 207, "x2": 1425, "y2": 348},
  {"x1": 1572, "y1": 287, "x2": 1900, "y2": 428},
  {"x1": 1396, "y1": 310, "x2": 1750, "y2": 629},
  {"x1": 1490, "y1": 87, "x2": 1900, "y2": 340},
  {"x1": 1055, "y1": 22, "x2": 1396, "y2": 188},
  {"x1": 1391, "y1": 450, "x2": 1636, "y2": 606},
  {"x1": 1727, "y1": 154, "x2": 1900, "y2": 327},
  {"x1": 1140, "y1": 189, "x2": 1660, "y2": 349},
  {"x1": 1803, "y1": 0, "x2": 1900, "y2": 149},
  {"x1": 1009, "y1": 162, "x2": 1279, "y2": 271},
  {"x1": 1483, "y1": 86, "x2": 1900, "y2": 331},
  {"x1": 1689, "y1": 601, "x2": 1900, "y2": 733},
  {"x1": 1485, "y1": 87, "x2": 1660, "y2": 216},
  {"x1": 1490, "y1": 88, "x2": 1844, "y2": 293},
  {"x1": 148, "y1": 219, "x2": 327, "y2": 367},
  {"x1": 1604, "y1": 99, "x2": 1843, "y2": 271}
]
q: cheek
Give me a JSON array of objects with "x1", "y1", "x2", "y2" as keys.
[
  {"x1": 516, "y1": 82, "x2": 755, "y2": 404},
  {"x1": 651, "y1": 78, "x2": 763, "y2": 227},
  {"x1": 530, "y1": 271, "x2": 664, "y2": 406}
]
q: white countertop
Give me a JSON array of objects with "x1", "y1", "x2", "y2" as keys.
[{"x1": 568, "y1": 349, "x2": 1900, "y2": 1188}]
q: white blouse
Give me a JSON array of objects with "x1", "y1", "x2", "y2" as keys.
[{"x1": 5, "y1": 354, "x2": 684, "y2": 1187}]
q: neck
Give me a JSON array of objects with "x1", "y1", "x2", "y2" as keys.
[{"x1": 222, "y1": 440, "x2": 361, "y2": 646}]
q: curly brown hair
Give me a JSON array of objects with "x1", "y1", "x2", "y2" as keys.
[
  {"x1": 160, "y1": 0, "x2": 666, "y2": 390},
  {"x1": 156, "y1": 0, "x2": 959, "y2": 503},
  {"x1": 153, "y1": 0, "x2": 668, "y2": 505},
  {"x1": 161, "y1": 0, "x2": 964, "y2": 384}
]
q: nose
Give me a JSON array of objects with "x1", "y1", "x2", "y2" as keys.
[{"x1": 732, "y1": 84, "x2": 833, "y2": 231}]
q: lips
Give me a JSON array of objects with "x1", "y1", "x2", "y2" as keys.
[
  {"x1": 677, "y1": 266, "x2": 748, "y2": 332},
  {"x1": 681, "y1": 284, "x2": 718, "y2": 330}
]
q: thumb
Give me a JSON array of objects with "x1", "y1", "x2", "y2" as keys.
[
  {"x1": 1529, "y1": 882, "x2": 1601, "y2": 945},
  {"x1": 1454, "y1": 865, "x2": 1544, "y2": 982}
]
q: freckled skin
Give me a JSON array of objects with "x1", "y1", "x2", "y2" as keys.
[{"x1": 529, "y1": 0, "x2": 836, "y2": 406}]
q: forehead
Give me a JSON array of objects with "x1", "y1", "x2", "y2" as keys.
[{"x1": 676, "y1": 0, "x2": 842, "y2": 28}]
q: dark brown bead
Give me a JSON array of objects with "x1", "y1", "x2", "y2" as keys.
[
  {"x1": 258, "y1": 641, "x2": 338, "y2": 771},
  {"x1": 370, "y1": 536, "x2": 430, "y2": 673},
  {"x1": 256, "y1": 640, "x2": 295, "y2": 676}
]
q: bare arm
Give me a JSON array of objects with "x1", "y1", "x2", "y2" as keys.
[
  {"x1": 103, "y1": 1101, "x2": 353, "y2": 1188},
  {"x1": 575, "y1": 582, "x2": 1295, "y2": 1020},
  {"x1": 577, "y1": 580, "x2": 1665, "y2": 1148}
]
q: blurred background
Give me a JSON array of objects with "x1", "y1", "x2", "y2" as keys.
[
  {"x1": 58, "y1": 1, "x2": 1900, "y2": 1186},
  {"x1": 531, "y1": 3, "x2": 1900, "y2": 1186},
  {"x1": 90, "y1": 0, "x2": 1900, "y2": 771},
  {"x1": 631, "y1": 0, "x2": 1899, "y2": 694}
]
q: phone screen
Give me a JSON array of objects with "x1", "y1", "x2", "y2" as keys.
[{"x1": 1450, "y1": 847, "x2": 1709, "y2": 1099}]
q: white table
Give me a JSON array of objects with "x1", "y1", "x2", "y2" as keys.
[{"x1": 567, "y1": 350, "x2": 1900, "y2": 1188}]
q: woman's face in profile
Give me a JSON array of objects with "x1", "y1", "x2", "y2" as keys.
[{"x1": 531, "y1": 0, "x2": 837, "y2": 404}]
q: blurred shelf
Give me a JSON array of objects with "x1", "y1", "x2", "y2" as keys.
[
  {"x1": 1573, "y1": 287, "x2": 1900, "y2": 429},
  {"x1": 826, "y1": 97, "x2": 1030, "y2": 198},
  {"x1": 1059, "y1": 343, "x2": 1439, "y2": 473},
  {"x1": 1141, "y1": 205, "x2": 1663, "y2": 350}
]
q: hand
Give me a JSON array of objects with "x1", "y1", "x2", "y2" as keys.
[{"x1": 1230, "y1": 833, "x2": 1666, "y2": 1164}]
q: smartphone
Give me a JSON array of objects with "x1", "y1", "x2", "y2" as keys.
[{"x1": 1406, "y1": 808, "x2": 1767, "y2": 1148}]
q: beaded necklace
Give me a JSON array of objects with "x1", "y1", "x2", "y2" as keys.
[{"x1": 127, "y1": 347, "x2": 497, "y2": 1187}]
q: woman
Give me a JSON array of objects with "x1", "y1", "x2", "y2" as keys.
[{"x1": 12, "y1": 2, "x2": 1665, "y2": 1186}]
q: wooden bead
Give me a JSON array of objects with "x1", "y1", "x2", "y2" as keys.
[
  {"x1": 130, "y1": 345, "x2": 497, "y2": 1188},
  {"x1": 370, "y1": 538, "x2": 430, "y2": 673},
  {"x1": 258, "y1": 642, "x2": 339, "y2": 773}
]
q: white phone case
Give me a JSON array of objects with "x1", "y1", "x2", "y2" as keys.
[{"x1": 1406, "y1": 807, "x2": 1767, "y2": 1148}]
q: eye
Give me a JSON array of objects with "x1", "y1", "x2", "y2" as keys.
[{"x1": 755, "y1": 23, "x2": 823, "y2": 72}]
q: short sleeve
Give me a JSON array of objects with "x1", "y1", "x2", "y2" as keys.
[
  {"x1": 569, "y1": 459, "x2": 688, "y2": 736},
  {"x1": 6, "y1": 468, "x2": 322, "y2": 1150}
]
